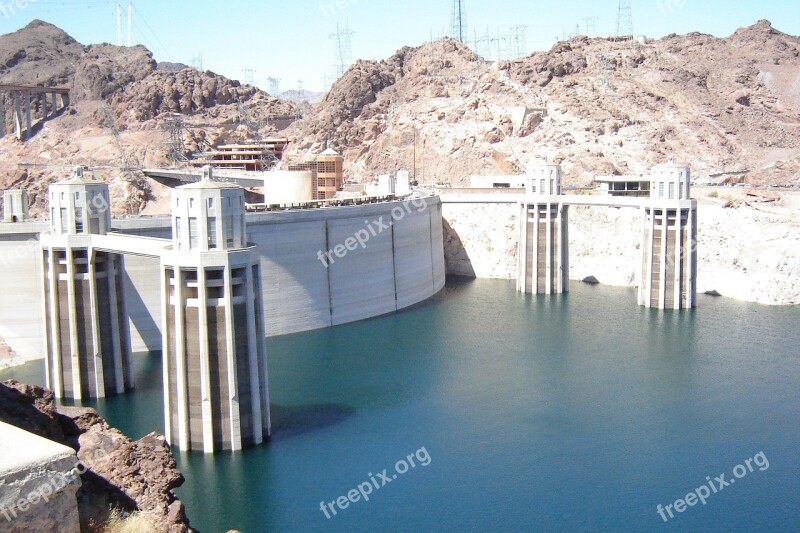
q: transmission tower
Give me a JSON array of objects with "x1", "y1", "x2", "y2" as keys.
[
  {"x1": 162, "y1": 114, "x2": 187, "y2": 165},
  {"x1": 322, "y1": 74, "x2": 333, "y2": 93},
  {"x1": 450, "y1": 0, "x2": 467, "y2": 43},
  {"x1": 330, "y1": 22, "x2": 355, "y2": 79},
  {"x1": 191, "y1": 55, "x2": 204, "y2": 71},
  {"x1": 116, "y1": 1, "x2": 123, "y2": 46},
  {"x1": 510, "y1": 25, "x2": 527, "y2": 58},
  {"x1": 583, "y1": 16, "x2": 598, "y2": 37},
  {"x1": 267, "y1": 77, "x2": 281, "y2": 96},
  {"x1": 615, "y1": 0, "x2": 633, "y2": 38},
  {"x1": 127, "y1": 0, "x2": 132, "y2": 46},
  {"x1": 243, "y1": 69, "x2": 256, "y2": 85},
  {"x1": 101, "y1": 106, "x2": 138, "y2": 173}
]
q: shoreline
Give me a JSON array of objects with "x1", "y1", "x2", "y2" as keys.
[{"x1": 1, "y1": 275, "x2": 795, "y2": 372}]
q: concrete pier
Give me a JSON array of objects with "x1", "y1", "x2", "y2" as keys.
[
  {"x1": 517, "y1": 165, "x2": 569, "y2": 295},
  {"x1": 40, "y1": 170, "x2": 133, "y2": 399},
  {"x1": 161, "y1": 167, "x2": 270, "y2": 452},
  {"x1": 0, "y1": 85, "x2": 70, "y2": 140},
  {"x1": 638, "y1": 163, "x2": 697, "y2": 309}
]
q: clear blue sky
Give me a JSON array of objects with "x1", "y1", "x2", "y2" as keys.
[{"x1": 1, "y1": 0, "x2": 798, "y2": 92}]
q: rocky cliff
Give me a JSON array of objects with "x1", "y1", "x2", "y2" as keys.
[
  {"x1": 0, "y1": 20, "x2": 296, "y2": 218},
  {"x1": 0, "y1": 380, "x2": 192, "y2": 532},
  {"x1": 286, "y1": 21, "x2": 800, "y2": 188}
]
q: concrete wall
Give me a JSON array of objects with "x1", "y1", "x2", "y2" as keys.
[
  {"x1": 0, "y1": 197, "x2": 446, "y2": 360},
  {"x1": 0, "y1": 225, "x2": 47, "y2": 366},
  {"x1": 0, "y1": 422, "x2": 81, "y2": 532}
]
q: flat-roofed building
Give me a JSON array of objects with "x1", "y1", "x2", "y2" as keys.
[
  {"x1": 190, "y1": 139, "x2": 288, "y2": 172},
  {"x1": 595, "y1": 175, "x2": 650, "y2": 197}
]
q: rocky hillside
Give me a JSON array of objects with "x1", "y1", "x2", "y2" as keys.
[
  {"x1": 0, "y1": 380, "x2": 193, "y2": 532},
  {"x1": 0, "y1": 20, "x2": 297, "y2": 217},
  {"x1": 286, "y1": 20, "x2": 800, "y2": 186}
]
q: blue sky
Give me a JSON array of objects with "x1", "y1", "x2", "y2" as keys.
[{"x1": 1, "y1": 0, "x2": 798, "y2": 92}]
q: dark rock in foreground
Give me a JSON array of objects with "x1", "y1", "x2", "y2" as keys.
[{"x1": 0, "y1": 380, "x2": 193, "y2": 532}]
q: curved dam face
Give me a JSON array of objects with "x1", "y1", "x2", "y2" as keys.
[{"x1": 0, "y1": 196, "x2": 446, "y2": 361}]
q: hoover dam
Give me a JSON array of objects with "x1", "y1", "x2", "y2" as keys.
[{"x1": 0, "y1": 195, "x2": 446, "y2": 364}]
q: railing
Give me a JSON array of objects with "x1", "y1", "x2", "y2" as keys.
[{"x1": 245, "y1": 195, "x2": 398, "y2": 212}]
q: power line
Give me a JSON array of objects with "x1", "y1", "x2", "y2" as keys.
[
  {"x1": 130, "y1": 3, "x2": 170, "y2": 58},
  {"x1": 116, "y1": 0, "x2": 122, "y2": 46}
]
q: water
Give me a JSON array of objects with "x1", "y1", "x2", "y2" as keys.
[{"x1": 3, "y1": 278, "x2": 799, "y2": 532}]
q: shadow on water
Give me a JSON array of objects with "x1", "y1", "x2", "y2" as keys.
[{"x1": 269, "y1": 403, "x2": 355, "y2": 440}]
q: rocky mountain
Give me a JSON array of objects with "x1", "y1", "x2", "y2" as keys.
[
  {"x1": 285, "y1": 20, "x2": 800, "y2": 186},
  {"x1": 0, "y1": 20, "x2": 297, "y2": 217}
]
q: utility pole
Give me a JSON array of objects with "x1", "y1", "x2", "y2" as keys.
[
  {"x1": 116, "y1": 1, "x2": 123, "y2": 46},
  {"x1": 616, "y1": 0, "x2": 633, "y2": 38}
]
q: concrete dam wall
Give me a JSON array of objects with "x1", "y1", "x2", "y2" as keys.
[
  {"x1": 0, "y1": 197, "x2": 445, "y2": 361},
  {"x1": 440, "y1": 201, "x2": 800, "y2": 305}
]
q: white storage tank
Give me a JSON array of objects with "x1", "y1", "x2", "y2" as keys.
[{"x1": 262, "y1": 170, "x2": 314, "y2": 204}]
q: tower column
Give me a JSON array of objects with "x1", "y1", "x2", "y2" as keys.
[
  {"x1": 40, "y1": 170, "x2": 133, "y2": 399},
  {"x1": 24, "y1": 91, "x2": 31, "y2": 140},
  {"x1": 87, "y1": 248, "x2": 106, "y2": 398},
  {"x1": 196, "y1": 267, "x2": 215, "y2": 453},
  {"x1": 161, "y1": 167, "x2": 270, "y2": 452},
  {"x1": 639, "y1": 161, "x2": 697, "y2": 310},
  {"x1": 223, "y1": 261, "x2": 243, "y2": 451},
  {"x1": 13, "y1": 92, "x2": 21, "y2": 139},
  {"x1": 65, "y1": 246, "x2": 83, "y2": 399}
]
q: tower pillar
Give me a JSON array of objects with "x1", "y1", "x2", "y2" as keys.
[
  {"x1": 638, "y1": 161, "x2": 697, "y2": 309},
  {"x1": 517, "y1": 164, "x2": 569, "y2": 295},
  {"x1": 40, "y1": 168, "x2": 132, "y2": 399},
  {"x1": 161, "y1": 167, "x2": 270, "y2": 453}
]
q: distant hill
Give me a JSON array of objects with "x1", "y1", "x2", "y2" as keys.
[
  {"x1": 285, "y1": 20, "x2": 800, "y2": 187},
  {"x1": 0, "y1": 20, "x2": 297, "y2": 216}
]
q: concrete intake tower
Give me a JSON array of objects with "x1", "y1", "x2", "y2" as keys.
[
  {"x1": 161, "y1": 169, "x2": 271, "y2": 452},
  {"x1": 40, "y1": 169, "x2": 133, "y2": 399}
]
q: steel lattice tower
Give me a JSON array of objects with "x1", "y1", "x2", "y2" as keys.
[
  {"x1": 451, "y1": 0, "x2": 467, "y2": 43},
  {"x1": 331, "y1": 23, "x2": 355, "y2": 79},
  {"x1": 616, "y1": 0, "x2": 633, "y2": 38}
]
